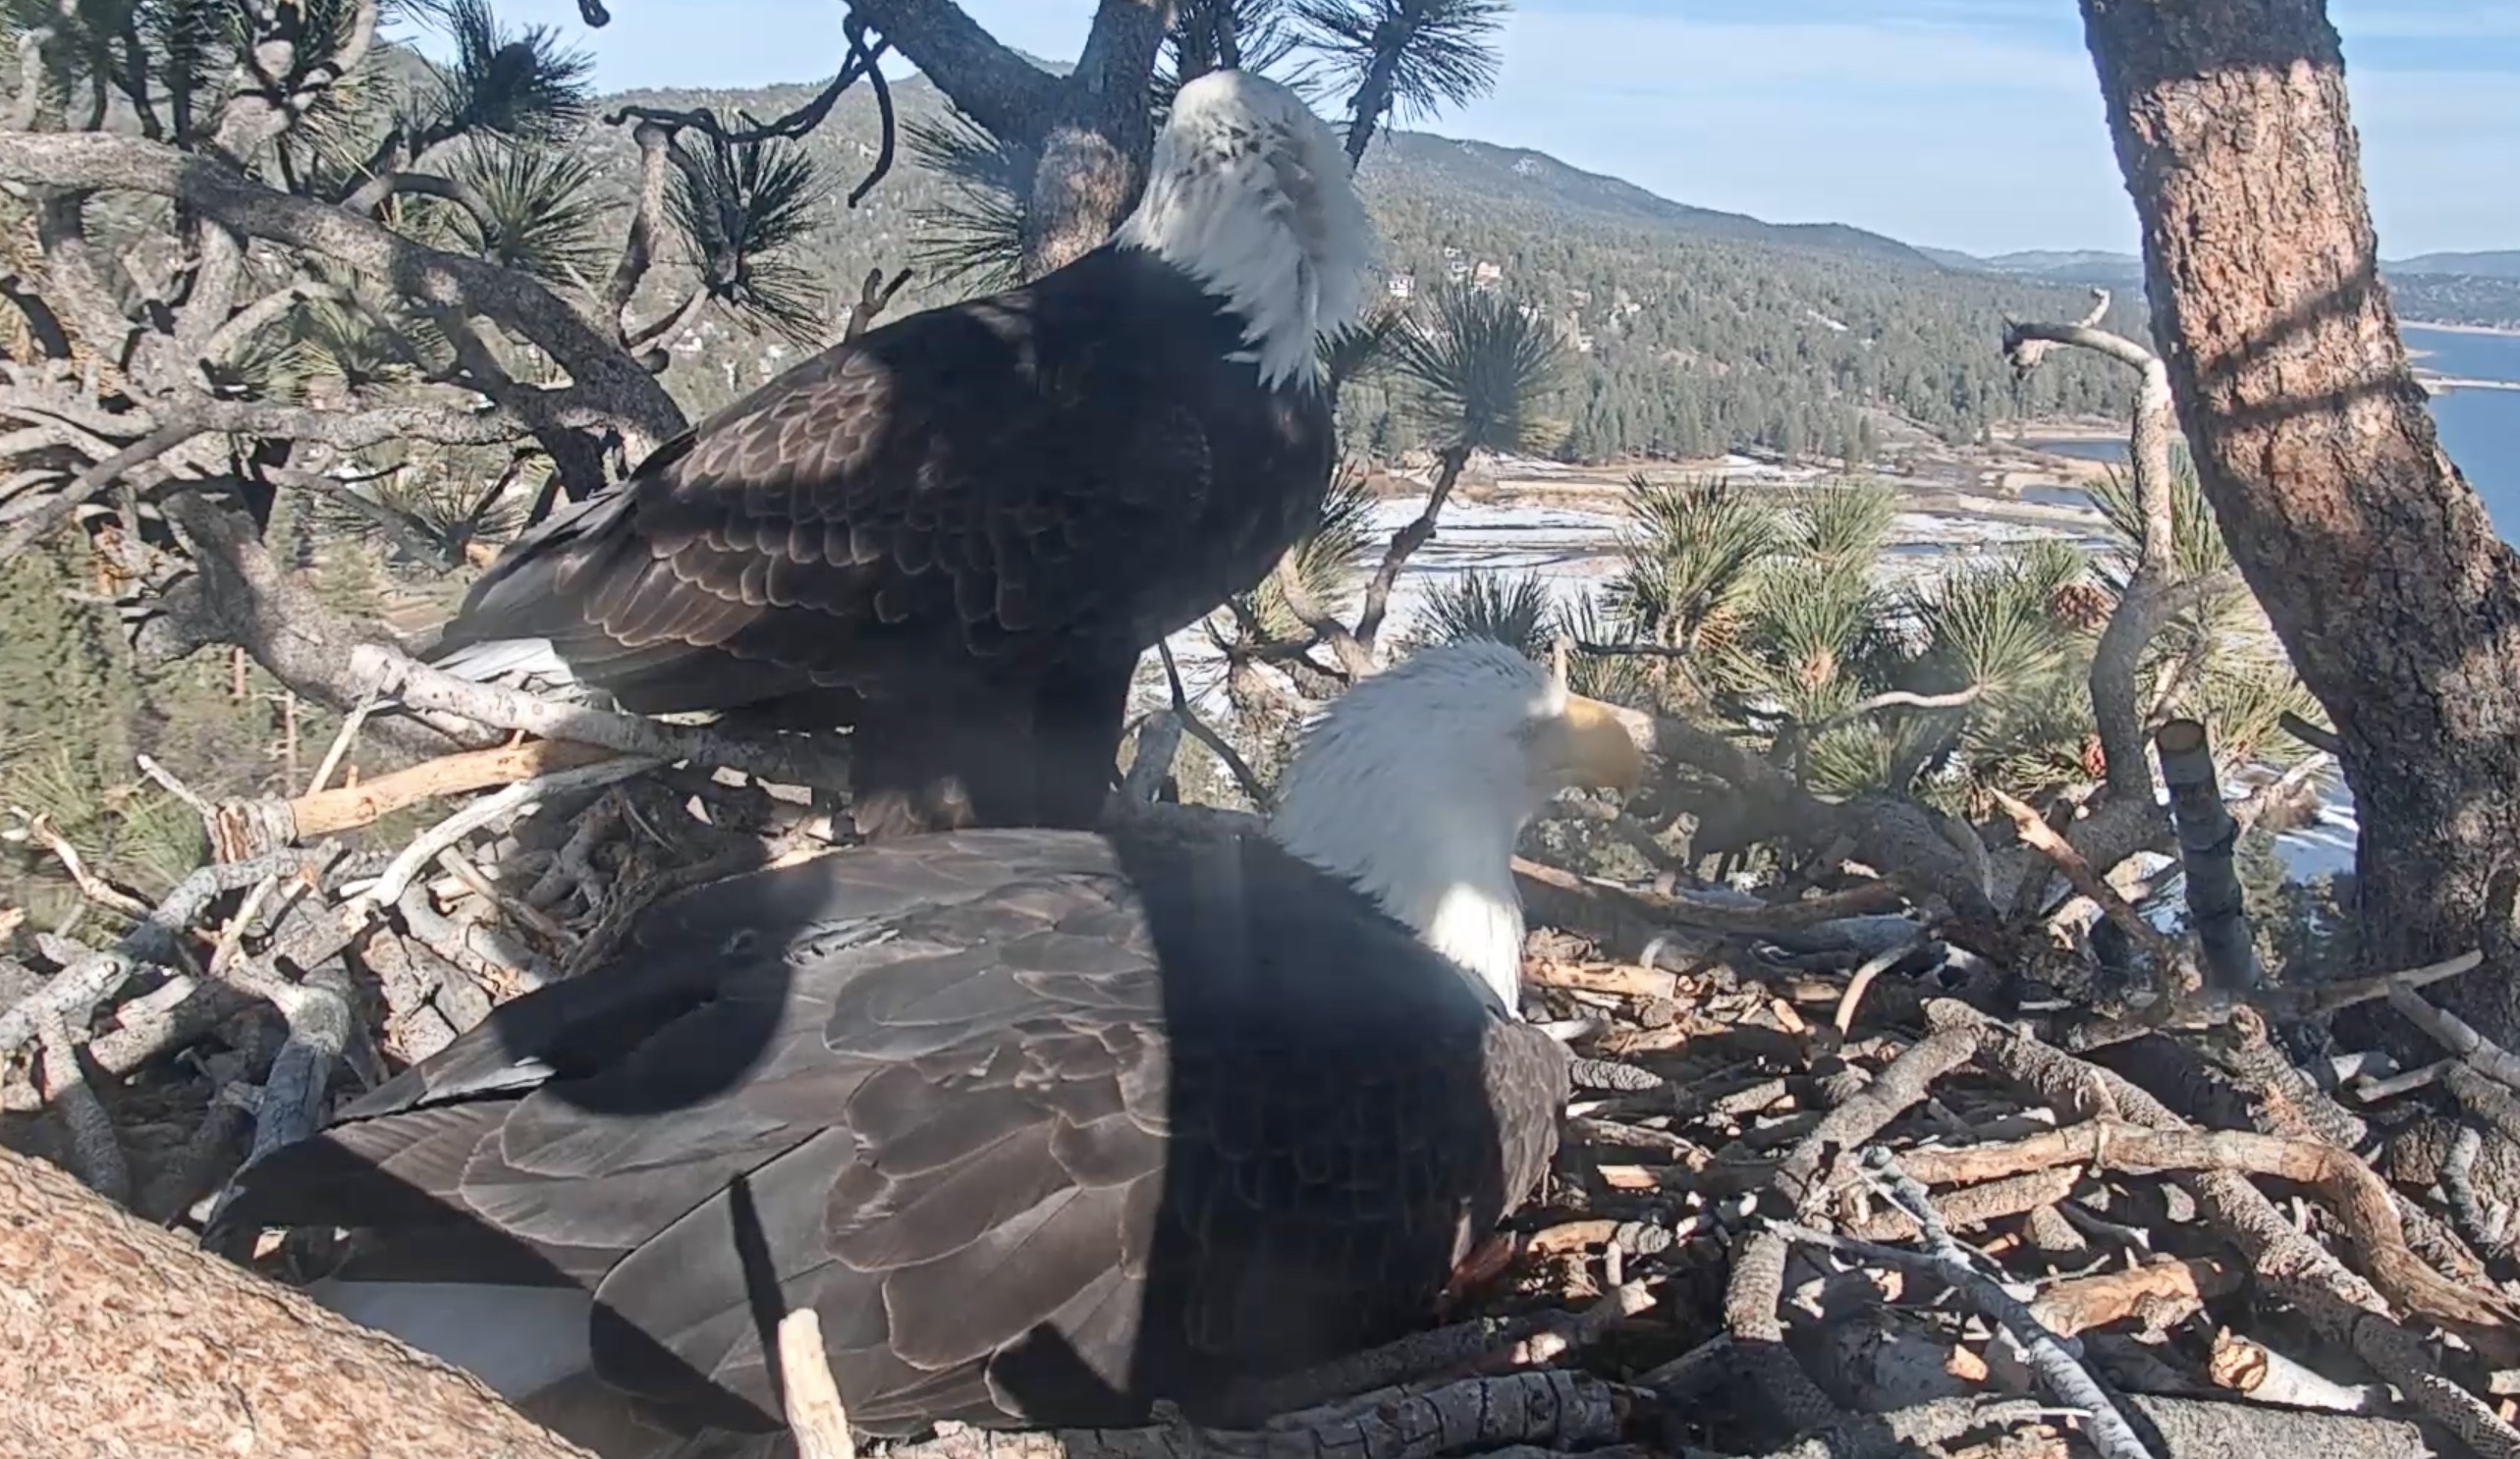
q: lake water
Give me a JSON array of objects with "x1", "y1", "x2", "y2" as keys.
[
  {"x1": 2024, "y1": 324, "x2": 2520, "y2": 537},
  {"x1": 2409, "y1": 327, "x2": 2520, "y2": 536}
]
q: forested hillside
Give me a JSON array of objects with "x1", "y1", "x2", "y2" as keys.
[{"x1": 583, "y1": 75, "x2": 2145, "y2": 458}]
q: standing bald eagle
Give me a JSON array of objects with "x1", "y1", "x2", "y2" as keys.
[
  {"x1": 431, "y1": 69, "x2": 1376, "y2": 838},
  {"x1": 220, "y1": 641, "x2": 1644, "y2": 1458}
]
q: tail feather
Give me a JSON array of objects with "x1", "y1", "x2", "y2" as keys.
[{"x1": 430, "y1": 635, "x2": 578, "y2": 687}]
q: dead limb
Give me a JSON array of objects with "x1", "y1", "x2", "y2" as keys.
[
  {"x1": 0, "y1": 849, "x2": 335, "y2": 1057},
  {"x1": 3, "y1": 810, "x2": 152, "y2": 917},
  {"x1": 1773, "y1": 1211, "x2": 2154, "y2": 1459},
  {"x1": 1989, "y1": 786, "x2": 2178, "y2": 967},
  {"x1": 212, "y1": 737, "x2": 619, "y2": 858},
  {"x1": 351, "y1": 644, "x2": 853, "y2": 791},
  {"x1": 2387, "y1": 980, "x2": 2520, "y2": 1093},
  {"x1": 33, "y1": 1004, "x2": 131, "y2": 1205},
  {"x1": 2205, "y1": 1329, "x2": 2384, "y2": 1412},
  {"x1": 346, "y1": 754, "x2": 665, "y2": 916},
  {"x1": 2027, "y1": 1258, "x2": 2241, "y2": 1340},
  {"x1": 201, "y1": 962, "x2": 354, "y2": 1230},
  {"x1": 2121, "y1": 1394, "x2": 2428, "y2": 1459},
  {"x1": 1890, "y1": 1116, "x2": 2517, "y2": 1345},
  {"x1": 1927, "y1": 1000, "x2": 2520, "y2": 1446}
]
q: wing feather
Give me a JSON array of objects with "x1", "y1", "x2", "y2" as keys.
[
  {"x1": 222, "y1": 827, "x2": 1567, "y2": 1446},
  {"x1": 428, "y1": 252, "x2": 1305, "y2": 716}
]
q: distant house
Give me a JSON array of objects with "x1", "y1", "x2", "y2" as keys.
[
  {"x1": 1386, "y1": 273, "x2": 1416, "y2": 300},
  {"x1": 1471, "y1": 260, "x2": 1504, "y2": 292},
  {"x1": 1445, "y1": 257, "x2": 1470, "y2": 282}
]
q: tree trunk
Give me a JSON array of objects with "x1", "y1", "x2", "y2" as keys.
[
  {"x1": 1018, "y1": 0, "x2": 1172, "y2": 279},
  {"x1": 0, "y1": 1144, "x2": 596, "y2": 1457},
  {"x1": 2077, "y1": 0, "x2": 2520, "y2": 1030}
]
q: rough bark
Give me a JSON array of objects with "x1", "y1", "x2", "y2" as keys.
[
  {"x1": 2078, "y1": 0, "x2": 2520, "y2": 1032},
  {"x1": 1018, "y1": 0, "x2": 1171, "y2": 277},
  {"x1": 0, "y1": 1145, "x2": 596, "y2": 1458}
]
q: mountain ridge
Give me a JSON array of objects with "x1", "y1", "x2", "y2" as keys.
[{"x1": 1923, "y1": 244, "x2": 2520, "y2": 327}]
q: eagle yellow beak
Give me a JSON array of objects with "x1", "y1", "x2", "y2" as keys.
[{"x1": 1560, "y1": 692, "x2": 1647, "y2": 791}]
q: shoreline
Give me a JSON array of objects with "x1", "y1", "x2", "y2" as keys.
[{"x1": 2403, "y1": 319, "x2": 2520, "y2": 340}]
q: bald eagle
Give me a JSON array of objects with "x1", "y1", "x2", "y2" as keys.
[
  {"x1": 431, "y1": 69, "x2": 1377, "y2": 839},
  {"x1": 220, "y1": 641, "x2": 1644, "y2": 1457}
]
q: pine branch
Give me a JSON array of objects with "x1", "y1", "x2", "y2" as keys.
[{"x1": 0, "y1": 130, "x2": 684, "y2": 456}]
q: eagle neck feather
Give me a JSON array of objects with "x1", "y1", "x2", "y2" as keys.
[
  {"x1": 1267, "y1": 647, "x2": 1561, "y2": 1013},
  {"x1": 1112, "y1": 113, "x2": 1370, "y2": 393}
]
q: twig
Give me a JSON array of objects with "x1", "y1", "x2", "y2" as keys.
[
  {"x1": 302, "y1": 683, "x2": 378, "y2": 799},
  {"x1": 345, "y1": 755, "x2": 662, "y2": 916},
  {"x1": 1988, "y1": 786, "x2": 2177, "y2": 966},
  {"x1": 843, "y1": 264, "x2": 914, "y2": 340},
  {"x1": 5, "y1": 811, "x2": 151, "y2": 917},
  {"x1": 776, "y1": 1310, "x2": 856, "y2": 1459},
  {"x1": 1160, "y1": 641, "x2": 1271, "y2": 811},
  {"x1": 1928, "y1": 999, "x2": 2520, "y2": 1446},
  {"x1": 1884, "y1": 1116, "x2": 2520, "y2": 1347},
  {"x1": 1803, "y1": 1152, "x2": 2158, "y2": 1459},
  {"x1": 350, "y1": 645, "x2": 852, "y2": 791},
  {"x1": 2027, "y1": 1258, "x2": 2241, "y2": 1340},
  {"x1": 434, "y1": 845, "x2": 571, "y2": 947},
  {"x1": 2206, "y1": 1328, "x2": 2384, "y2": 1412},
  {"x1": 136, "y1": 752, "x2": 218, "y2": 828},
  {"x1": 1834, "y1": 931, "x2": 1928, "y2": 1034},
  {"x1": 0, "y1": 849, "x2": 334, "y2": 1056},
  {"x1": 603, "y1": 17, "x2": 895, "y2": 205},
  {"x1": 2387, "y1": 980, "x2": 2520, "y2": 1093},
  {"x1": 0, "y1": 413, "x2": 202, "y2": 564}
]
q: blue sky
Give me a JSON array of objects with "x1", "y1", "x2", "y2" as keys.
[{"x1": 424, "y1": 1, "x2": 2519, "y2": 258}]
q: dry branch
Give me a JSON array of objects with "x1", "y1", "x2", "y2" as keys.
[
  {"x1": 2028, "y1": 1258, "x2": 2242, "y2": 1340},
  {"x1": 213, "y1": 737, "x2": 620, "y2": 858},
  {"x1": 1900, "y1": 1115, "x2": 2520, "y2": 1349},
  {"x1": 1927, "y1": 1000, "x2": 2520, "y2": 1448},
  {"x1": 351, "y1": 644, "x2": 854, "y2": 792},
  {"x1": 0, "y1": 130, "x2": 684, "y2": 451},
  {"x1": 1989, "y1": 785, "x2": 2178, "y2": 966}
]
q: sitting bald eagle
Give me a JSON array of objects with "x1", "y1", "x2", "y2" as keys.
[
  {"x1": 431, "y1": 69, "x2": 1376, "y2": 838},
  {"x1": 220, "y1": 641, "x2": 1644, "y2": 1457}
]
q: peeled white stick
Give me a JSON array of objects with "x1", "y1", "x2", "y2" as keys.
[
  {"x1": 2208, "y1": 1328, "x2": 2388, "y2": 1413},
  {"x1": 778, "y1": 1309, "x2": 857, "y2": 1459}
]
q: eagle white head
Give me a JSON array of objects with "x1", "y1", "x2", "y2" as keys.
[
  {"x1": 1115, "y1": 68, "x2": 1378, "y2": 393},
  {"x1": 1268, "y1": 639, "x2": 1646, "y2": 1013}
]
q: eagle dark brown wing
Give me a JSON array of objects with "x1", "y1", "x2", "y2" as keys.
[
  {"x1": 438, "y1": 247, "x2": 1331, "y2": 718},
  {"x1": 220, "y1": 826, "x2": 1568, "y2": 1450}
]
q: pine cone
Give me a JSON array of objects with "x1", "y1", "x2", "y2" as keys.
[{"x1": 2049, "y1": 580, "x2": 2115, "y2": 632}]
